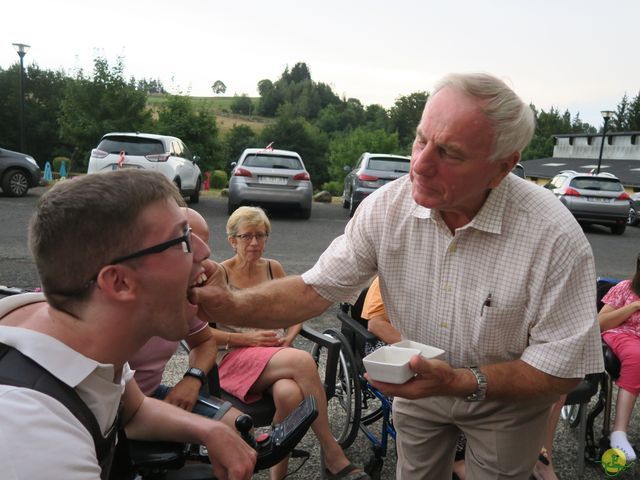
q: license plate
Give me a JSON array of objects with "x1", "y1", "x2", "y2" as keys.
[
  {"x1": 259, "y1": 176, "x2": 287, "y2": 185},
  {"x1": 587, "y1": 197, "x2": 612, "y2": 203}
]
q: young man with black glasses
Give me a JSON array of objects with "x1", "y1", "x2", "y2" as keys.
[{"x1": 0, "y1": 170, "x2": 256, "y2": 480}]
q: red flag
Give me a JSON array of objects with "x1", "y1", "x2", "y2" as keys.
[
  {"x1": 117, "y1": 151, "x2": 125, "y2": 168},
  {"x1": 264, "y1": 142, "x2": 274, "y2": 151}
]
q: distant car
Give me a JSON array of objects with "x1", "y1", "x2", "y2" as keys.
[
  {"x1": 0, "y1": 147, "x2": 41, "y2": 197},
  {"x1": 342, "y1": 153, "x2": 411, "y2": 217},
  {"x1": 227, "y1": 148, "x2": 313, "y2": 219},
  {"x1": 512, "y1": 163, "x2": 525, "y2": 178},
  {"x1": 544, "y1": 170, "x2": 630, "y2": 235},
  {"x1": 628, "y1": 192, "x2": 640, "y2": 227},
  {"x1": 87, "y1": 133, "x2": 202, "y2": 203}
]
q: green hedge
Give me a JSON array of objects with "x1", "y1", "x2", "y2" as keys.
[
  {"x1": 321, "y1": 180, "x2": 343, "y2": 196},
  {"x1": 210, "y1": 170, "x2": 227, "y2": 189}
]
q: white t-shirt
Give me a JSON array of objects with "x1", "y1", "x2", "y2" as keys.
[{"x1": 0, "y1": 293, "x2": 133, "y2": 480}]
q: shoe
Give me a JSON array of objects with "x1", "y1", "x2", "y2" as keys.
[
  {"x1": 610, "y1": 431, "x2": 637, "y2": 463},
  {"x1": 325, "y1": 462, "x2": 371, "y2": 479}
]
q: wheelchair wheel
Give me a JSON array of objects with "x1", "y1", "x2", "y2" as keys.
[
  {"x1": 560, "y1": 403, "x2": 582, "y2": 428},
  {"x1": 311, "y1": 328, "x2": 362, "y2": 449}
]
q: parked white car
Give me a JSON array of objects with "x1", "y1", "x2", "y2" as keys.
[{"x1": 87, "y1": 132, "x2": 202, "y2": 203}]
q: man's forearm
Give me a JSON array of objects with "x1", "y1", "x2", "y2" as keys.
[
  {"x1": 460, "y1": 359, "x2": 581, "y2": 401},
  {"x1": 197, "y1": 274, "x2": 332, "y2": 328}
]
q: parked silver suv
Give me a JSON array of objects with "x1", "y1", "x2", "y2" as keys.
[
  {"x1": 228, "y1": 148, "x2": 313, "y2": 219},
  {"x1": 544, "y1": 170, "x2": 630, "y2": 235},
  {"x1": 342, "y1": 153, "x2": 411, "y2": 217},
  {"x1": 87, "y1": 133, "x2": 202, "y2": 203}
]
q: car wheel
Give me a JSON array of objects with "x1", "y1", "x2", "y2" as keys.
[
  {"x1": 1, "y1": 169, "x2": 29, "y2": 197},
  {"x1": 228, "y1": 201, "x2": 239, "y2": 215},
  {"x1": 348, "y1": 193, "x2": 358, "y2": 218},
  {"x1": 188, "y1": 179, "x2": 201, "y2": 204},
  {"x1": 628, "y1": 207, "x2": 637, "y2": 226},
  {"x1": 300, "y1": 206, "x2": 312, "y2": 220},
  {"x1": 342, "y1": 189, "x2": 349, "y2": 209},
  {"x1": 611, "y1": 224, "x2": 626, "y2": 235}
]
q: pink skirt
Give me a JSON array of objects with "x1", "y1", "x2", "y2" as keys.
[{"x1": 218, "y1": 346, "x2": 285, "y2": 403}]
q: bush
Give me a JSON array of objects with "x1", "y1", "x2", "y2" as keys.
[
  {"x1": 52, "y1": 156, "x2": 71, "y2": 174},
  {"x1": 321, "y1": 180, "x2": 343, "y2": 196},
  {"x1": 210, "y1": 170, "x2": 228, "y2": 189}
]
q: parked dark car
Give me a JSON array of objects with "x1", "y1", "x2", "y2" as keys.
[
  {"x1": 0, "y1": 147, "x2": 41, "y2": 197},
  {"x1": 342, "y1": 153, "x2": 411, "y2": 217},
  {"x1": 544, "y1": 170, "x2": 630, "y2": 235}
]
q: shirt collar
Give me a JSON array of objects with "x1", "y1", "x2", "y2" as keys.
[{"x1": 409, "y1": 175, "x2": 511, "y2": 234}]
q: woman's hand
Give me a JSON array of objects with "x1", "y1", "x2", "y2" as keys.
[{"x1": 243, "y1": 330, "x2": 284, "y2": 347}]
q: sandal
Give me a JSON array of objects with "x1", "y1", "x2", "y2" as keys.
[
  {"x1": 325, "y1": 462, "x2": 371, "y2": 479},
  {"x1": 538, "y1": 447, "x2": 550, "y2": 466}
]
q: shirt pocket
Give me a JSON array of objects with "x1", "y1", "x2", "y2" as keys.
[{"x1": 472, "y1": 305, "x2": 527, "y2": 358}]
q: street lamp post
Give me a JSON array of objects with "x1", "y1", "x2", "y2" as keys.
[
  {"x1": 596, "y1": 110, "x2": 615, "y2": 175},
  {"x1": 12, "y1": 43, "x2": 30, "y2": 153}
]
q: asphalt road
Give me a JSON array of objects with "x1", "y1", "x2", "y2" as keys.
[{"x1": 2, "y1": 187, "x2": 640, "y2": 479}]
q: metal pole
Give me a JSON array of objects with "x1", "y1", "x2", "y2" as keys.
[
  {"x1": 595, "y1": 117, "x2": 610, "y2": 175},
  {"x1": 18, "y1": 51, "x2": 26, "y2": 152}
]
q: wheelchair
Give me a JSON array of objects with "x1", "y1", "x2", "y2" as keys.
[
  {"x1": 312, "y1": 288, "x2": 396, "y2": 479},
  {"x1": 559, "y1": 277, "x2": 626, "y2": 473}
]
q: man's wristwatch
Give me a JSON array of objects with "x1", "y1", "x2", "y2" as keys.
[
  {"x1": 465, "y1": 366, "x2": 487, "y2": 402},
  {"x1": 183, "y1": 367, "x2": 207, "y2": 386}
]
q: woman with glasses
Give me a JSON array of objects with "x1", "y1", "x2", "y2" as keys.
[{"x1": 212, "y1": 206, "x2": 370, "y2": 480}]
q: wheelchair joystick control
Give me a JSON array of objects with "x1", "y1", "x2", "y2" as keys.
[{"x1": 235, "y1": 414, "x2": 257, "y2": 449}]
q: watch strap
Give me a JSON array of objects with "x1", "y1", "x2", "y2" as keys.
[
  {"x1": 183, "y1": 367, "x2": 206, "y2": 386},
  {"x1": 465, "y1": 366, "x2": 487, "y2": 402}
]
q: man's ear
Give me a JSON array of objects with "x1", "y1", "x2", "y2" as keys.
[
  {"x1": 95, "y1": 265, "x2": 137, "y2": 301},
  {"x1": 488, "y1": 151, "x2": 520, "y2": 189}
]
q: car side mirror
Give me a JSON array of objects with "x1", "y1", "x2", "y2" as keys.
[
  {"x1": 230, "y1": 161, "x2": 237, "y2": 169},
  {"x1": 192, "y1": 155, "x2": 200, "y2": 163},
  {"x1": 343, "y1": 165, "x2": 352, "y2": 173},
  {"x1": 543, "y1": 183, "x2": 553, "y2": 190}
]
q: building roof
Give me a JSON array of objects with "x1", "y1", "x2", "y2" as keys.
[{"x1": 522, "y1": 157, "x2": 640, "y2": 189}]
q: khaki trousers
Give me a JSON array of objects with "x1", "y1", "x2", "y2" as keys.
[{"x1": 393, "y1": 395, "x2": 556, "y2": 479}]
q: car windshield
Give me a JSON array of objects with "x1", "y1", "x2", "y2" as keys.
[
  {"x1": 98, "y1": 137, "x2": 165, "y2": 156},
  {"x1": 368, "y1": 157, "x2": 410, "y2": 173},
  {"x1": 243, "y1": 154, "x2": 303, "y2": 170},
  {"x1": 571, "y1": 178, "x2": 623, "y2": 192}
]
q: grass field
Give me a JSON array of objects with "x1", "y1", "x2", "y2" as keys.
[{"x1": 147, "y1": 94, "x2": 271, "y2": 134}]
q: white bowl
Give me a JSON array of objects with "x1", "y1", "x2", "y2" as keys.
[
  {"x1": 391, "y1": 340, "x2": 445, "y2": 360},
  {"x1": 362, "y1": 345, "x2": 421, "y2": 384}
]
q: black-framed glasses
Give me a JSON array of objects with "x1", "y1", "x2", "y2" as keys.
[
  {"x1": 47, "y1": 227, "x2": 193, "y2": 298},
  {"x1": 109, "y1": 227, "x2": 193, "y2": 265},
  {"x1": 234, "y1": 232, "x2": 269, "y2": 242}
]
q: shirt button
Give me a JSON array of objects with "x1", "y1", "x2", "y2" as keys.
[{"x1": 443, "y1": 284, "x2": 452, "y2": 293}]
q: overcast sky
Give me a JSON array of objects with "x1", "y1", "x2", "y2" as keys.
[{"x1": 3, "y1": 0, "x2": 639, "y2": 128}]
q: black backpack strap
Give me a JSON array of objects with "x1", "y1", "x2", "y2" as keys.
[{"x1": 0, "y1": 343, "x2": 120, "y2": 479}]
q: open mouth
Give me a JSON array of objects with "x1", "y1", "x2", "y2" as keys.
[{"x1": 186, "y1": 270, "x2": 208, "y2": 305}]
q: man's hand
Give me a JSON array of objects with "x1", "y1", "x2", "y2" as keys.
[
  {"x1": 203, "y1": 422, "x2": 257, "y2": 480},
  {"x1": 365, "y1": 357, "x2": 473, "y2": 400},
  {"x1": 191, "y1": 260, "x2": 233, "y2": 323},
  {"x1": 164, "y1": 377, "x2": 201, "y2": 411}
]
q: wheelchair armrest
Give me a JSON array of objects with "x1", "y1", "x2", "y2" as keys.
[
  {"x1": 337, "y1": 310, "x2": 378, "y2": 344},
  {"x1": 603, "y1": 341, "x2": 621, "y2": 380},
  {"x1": 127, "y1": 439, "x2": 186, "y2": 471},
  {"x1": 300, "y1": 325, "x2": 341, "y2": 399}
]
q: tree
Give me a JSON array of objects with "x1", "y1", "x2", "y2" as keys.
[
  {"x1": 259, "y1": 116, "x2": 329, "y2": 187},
  {"x1": 154, "y1": 94, "x2": 222, "y2": 171},
  {"x1": 0, "y1": 63, "x2": 70, "y2": 166},
  {"x1": 223, "y1": 125, "x2": 258, "y2": 171},
  {"x1": 211, "y1": 80, "x2": 226, "y2": 95},
  {"x1": 626, "y1": 91, "x2": 640, "y2": 131},
  {"x1": 327, "y1": 127, "x2": 402, "y2": 182},
  {"x1": 230, "y1": 94, "x2": 253, "y2": 115},
  {"x1": 388, "y1": 92, "x2": 429, "y2": 148},
  {"x1": 58, "y1": 56, "x2": 151, "y2": 169}
]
